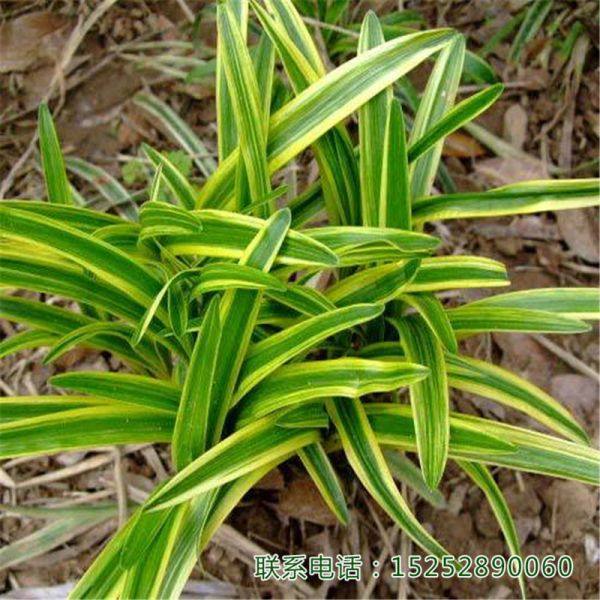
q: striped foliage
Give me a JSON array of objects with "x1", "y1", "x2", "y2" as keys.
[{"x1": 1, "y1": 4, "x2": 598, "y2": 598}]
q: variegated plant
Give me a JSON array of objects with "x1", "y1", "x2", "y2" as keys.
[{"x1": 1, "y1": 1, "x2": 599, "y2": 597}]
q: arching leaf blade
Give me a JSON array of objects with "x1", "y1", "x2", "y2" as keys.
[
  {"x1": 235, "y1": 358, "x2": 429, "y2": 425},
  {"x1": 446, "y1": 353, "x2": 588, "y2": 444},
  {"x1": 327, "y1": 398, "x2": 449, "y2": 557},
  {"x1": 366, "y1": 404, "x2": 600, "y2": 485},
  {"x1": 299, "y1": 442, "x2": 349, "y2": 525},
  {"x1": 50, "y1": 372, "x2": 180, "y2": 413},
  {"x1": 457, "y1": 460, "x2": 526, "y2": 598},
  {"x1": 407, "y1": 83, "x2": 504, "y2": 163},
  {"x1": 463, "y1": 287, "x2": 600, "y2": 320},
  {"x1": 448, "y1": 306, "x2": 590, "y2": 336},
  {"x1": 146, "y1": 418, "x2": 320, "y2": 511},
  {"x1": 409, "y1": 34, "x2": 465, "y2": 199},
  {"x1": 413, "y1": 179, "x2": 600, "y2": 224},
  {"x1": 0, "y1": 406, "x2": 174, "y2": 459},
  {"x1": 398, "y1": 292, "x2": 458, "y2": 353}
]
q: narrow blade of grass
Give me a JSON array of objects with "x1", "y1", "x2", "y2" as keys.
[
  {"x1": 38, "y1": 103, "x2": 72, "y2": 205},
  {"x1": 391, "y1": 315, "x2": 449, "y2": 489},
  {"x1": 358, "y1": 11, "x2": 391, "y2": 226},
  {"x1": 380, "y1": 99, "x2": 410, "y2": 229}
]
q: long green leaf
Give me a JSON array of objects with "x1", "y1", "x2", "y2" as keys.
[
  {"x1": 173, "y1": 297, "x2": 221, "y2": 470},
  {"x1": 0, "y1": 329, "x2": 57, "y2": 360},
  {"x1": 413, "y1": 179, "x2": 600, "y2": 223},
  {"x1": 155, "y1": 208, "x2": 338, "y2": 267},
  {"x1": 358, "y1": 11, "x2": 391, "y2": 226},
  {"x1": 0, "y1": 251, "x2": 180, "y2": 354},
  {"x1": 458, "y1": 460, "x2": 526, "y2": 598},
  {"x1": 121, "y1": 503, "x2": 187, "y2": 600},
  {"x1": 299, "y1": 442, "x2": 349, "y2": 525},
  {"x1": 252, "y1": 0, "x2": 359, "y2": 225},
  {"x1": 43, "y1": 321, "x2": 166, "y2": 376},
  {"x1": 277, "y1": 402, "x2": 329, "y2": 429},
  {"x1": 0, "y1": 296, "x2": 163, "y2": 371},
  {"x1": 265, "y1": 285, "x2": 336, "y2": 317},
  {"x1": 38, "y1": 103, "x2": 72, "y2": 205},
  {"x1": 216, "y1": 0, "x2": 248, "y2": 160},
  {"x1": 0, "y1": 395, "x2": 114, "y2": 423},
  {"x1": 406, "y1": 256, "x2": 509, "y2": 291},
  {"x1": 235, "y1": 358, "x2": 429, "y2": 424},
  {"x1": 366, "y1": 404, "x2": 599, "y2": 484},
  {"x1": 0, "y1": 252, "x2": 144, "y2": 326},
  {"x1": 120, "y1": 489, "x2": 176, "y2": 570},
  {"x1": 464, "y1": 287, "x2": 600, "y2": 320},
  {"x1": 407, "y1": 83, "x2": 504, "y2": 163},
  {"x1": 380, "y1": 99, "x2": 410, "y2": 229},
  {"x1": 133, "y1": 262, "x2": 285, "y2": 345},
  {"x1": 146, "y1": 417, "x2": 320, "y2": 511},
  {"x1": 0, "y1": 200, "x2": 122, "y2": 231},
  {"x1": 191, "y1": 264, "x2": 287, "y2": 295},
  {"x1": 0, "y1": 295, "x2": 89, "y2": 334},
  {"x1": 206, "y1": 209, "x2": 292, "y2": 448},
  {"x1": 218, "y1": 1, "x2": 272, "y2": 217},
  {"x1": 139, "y1": 201, "x2": 202, "y2": 239},
  {"x1": 446, "y1": 353, "x2": 588, "y2": 444},
  {"x1": 263, "y1": 0, "x2": 325, "y2": 77},
  {"x1": 267, "y1": 30, "x2": 456, "y2": 178},
  {"x1": 304, "y1": 225, "x2": 439, "y2": 256},
  {"x1": 0, "y1": 405, "x2": 174, "y2": 458},
  {"x1": 50, "y1": 372, "x2": 180, "y2": 412},
  {"x1": 0, "y1": 205, "x2": 163, "y2": 305},
  {"x1": 253, "y1": 33, "x2": 276, "y2": 120},
  {"x1": 326, "y1": 259, "x2": 420, "y2": 306},
  {"x1": 447, "y1": 305, "x2": 590, "y2": 336},
  {"x1": 409, "y1": 34, "x2": 465, "y2": 199},
  {"x1": 153, "y1": 495, "x2": 215, "y2": 597},
  {"x1": 392, "y1": 315, "x2": 449, "y2": 489}
]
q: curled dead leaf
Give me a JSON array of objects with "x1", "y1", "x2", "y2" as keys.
[
  {"x1": 503, "y1": 104, "x2": 528, "y2": 150},
  {"x1": 0, "y1": 12, "x2": 72, "y2": 74},
  {"x1": 557, "y1": 208, "x2": 599, "y2": 263},
  {"x1": 442, "y1": 131, "x2": 486, "y2": 158}
]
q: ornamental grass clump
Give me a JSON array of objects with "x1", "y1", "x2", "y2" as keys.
[{"x1": 0, "y1": 1, "x2": 599, "y2": 597}]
